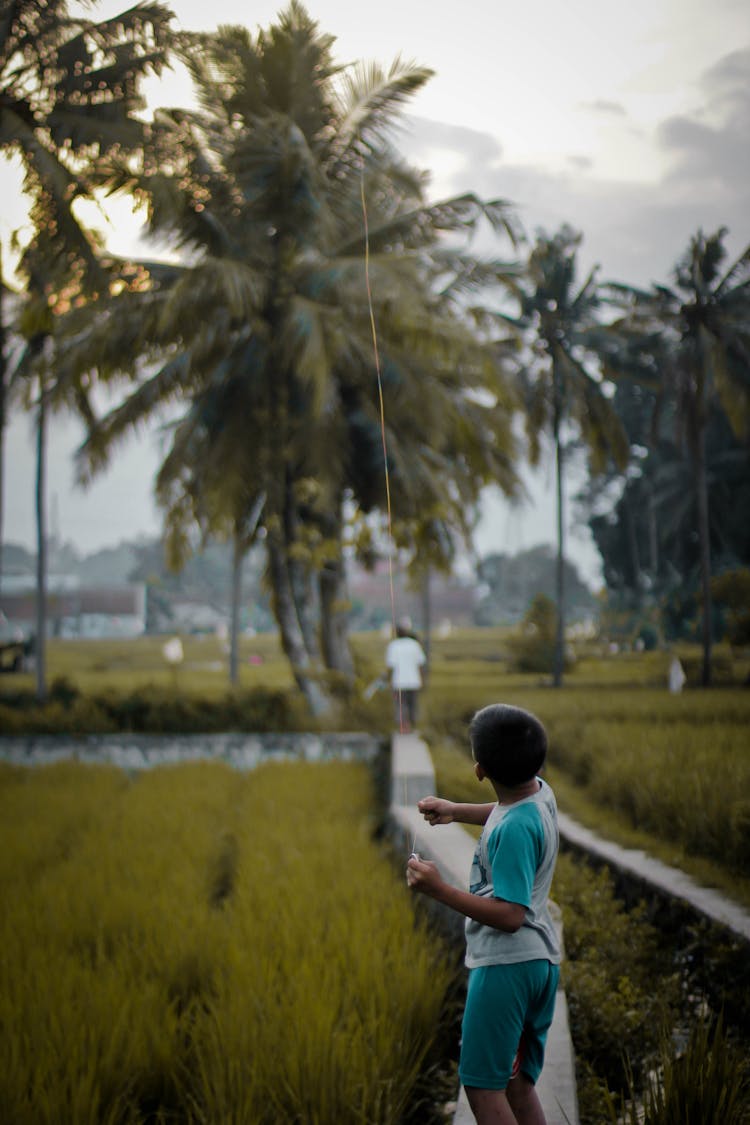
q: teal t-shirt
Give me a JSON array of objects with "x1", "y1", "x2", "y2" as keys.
[{"x1": 464, "y1": 778, "x2": 561, "y2": 968}]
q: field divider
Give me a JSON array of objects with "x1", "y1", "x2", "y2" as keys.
[
  {"x1": 387, "y1": 732, "x2": 580, "y2": 1125},
  {"x1": 558, "y1": 811, "x2": 750, "y2": 943}
]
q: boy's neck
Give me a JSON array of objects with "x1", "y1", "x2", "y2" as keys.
[{"x1": 492, "y1": 777, "x2": 541, "y2": 806}]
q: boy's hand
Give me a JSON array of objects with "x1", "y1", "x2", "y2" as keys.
[
  {"x1": 417, "y1": 796, "x2": 454, "y2": 825},
  {"x1": 406, "y1": 855, "x2": 443, "y2": 897}
]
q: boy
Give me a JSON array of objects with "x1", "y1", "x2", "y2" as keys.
[{"x1": 406, "y1": 703, "x2": 560, "y2": 1125}]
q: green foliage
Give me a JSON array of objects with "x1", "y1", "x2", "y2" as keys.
[
  {"x1": 609, "y1": 1016, "x2": 750, "y2": 1125},
  {"x1": 0, "y1": 680, "x2": 307, "y2": 734},
  {"x1": 4, "y1": 633, "x2": 750, "y2": 881},
  {"x1": 0, "y1": 759, "x2": 459, "y2": 1124},
  {"x1": 546, "y1": 700, "x2": 750, "y2": 873},
  {"x1": 1, "y1": 0, "x2": 174, "y2": 291},
  {"x1": 507, "y1": 592, "x2": 574, "y2": 674},
  {"x1": 475, "y1": 545, "x2": 596, "y2": 626},
  {"x1": 712, "y1": 568, "x2": 750, "y2": 646},
  {"x1": 553, "y1": 855, "x2": 679, "y2": 1095}
]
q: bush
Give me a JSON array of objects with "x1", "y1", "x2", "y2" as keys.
[
  {"x1": 553, "y1": 854, "x2": 679, "y2": 1101},
  {"x1": 712, "y1": 568, "x2": 750, "y2": 647},
  {"x1": 0, "y1": 684, "x2": 308, "y2": 734},
  {"x1": 609, "y1": 1016, "x2": 750, "y2": 1125},
  {"x1": 507, "y1": 593, "x2": 574, "y2": 675}
]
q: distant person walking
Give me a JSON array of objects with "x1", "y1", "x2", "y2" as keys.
[{"x1": 385, "y1": 618, "x2": 427, "y2": 732}]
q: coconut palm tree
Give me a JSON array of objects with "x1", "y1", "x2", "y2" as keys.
[
  {"x1": 0, "y1": 0, "x2": 173, "y2": 694},
  {"x1": 506, "y1": 225, "x2": 629, "y2": 686},
  {"x1": 604, "y1": 228, "x2": 750, "y2": 684},
  {"x1": 66, "y1": 3, "x2": 522, "y2": 713}
]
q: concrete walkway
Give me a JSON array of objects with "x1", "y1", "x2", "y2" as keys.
[
  {"x1": 389, "y1": 733, "x2": 580, "y2": 1125},
  {"x1": 557, "y1": 811, "x2": 750, "y2": 942}
]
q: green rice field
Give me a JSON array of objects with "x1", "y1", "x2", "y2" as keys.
[{"x1": 0, "y1": 759, "x2": 458, "y2": 1125}]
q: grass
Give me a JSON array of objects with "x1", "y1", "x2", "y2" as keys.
[
  {"x1": 3, "y1": 629, "x2": 749, "y2": 899},
  {"x1": 0, "y1": 759, "x2": 460, "y2": 1124},
  {"x1": 3, "y1": 628, "x2": 749, "y2": 1121},
  {"x1": 0, "y1": 632, "x2": 296, "y2": 697}
]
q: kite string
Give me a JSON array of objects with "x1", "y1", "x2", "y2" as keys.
[{"x1": 360, "y1": 169, "x2": 405, "y2": 736}]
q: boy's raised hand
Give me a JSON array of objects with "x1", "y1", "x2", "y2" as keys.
[{"x1": 417, "y1": 796, "x2": 454, "y2": 825}]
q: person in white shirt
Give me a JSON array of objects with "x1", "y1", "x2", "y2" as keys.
[{"x1": 385, "y1": 618, "x2": 427, "y2": 732}]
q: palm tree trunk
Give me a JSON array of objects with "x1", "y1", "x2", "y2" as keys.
[
  {"x1": 229, "y1": 529, "x2": 243, "y2": 686},
  {"x1": 35, "y1": 373, "x2": 48, "y2": 702},
  {"x1": 289, "y1": 555, "x2": 319, "y2": 658},
  {"x1": 0, "y1": 245, "x2": 6, "y2": 600},
  {"x1": 421, "y1": 565, "x2": 432, "y2": 679},
  {"x1": 319, "y1": 504, "x2": 353, "y2": 677},
  {"x1": 695, "y1": 424, "x2": 713, "y2": 686},
  {"x1": 553, "y1": 384, "x2": 565, "y2": 688},
  {"x1": 228, "y1": 492, "x2": 265, "y2": 684},
  {"x1": 647, "y1": 481, "x2": 659, "y2": 580},
  {"x1": 319, "y1": 555, "x2": 354, "y2": 677},
  {"x1": 282, "y1": 473, "x2": 320, "y2": 660},
  {"x1": 267, "y1": 527, "x2": 329, "y2": 716},
  {"x1": 624, "y1": 494, "x2": 642, "y2": 595}
]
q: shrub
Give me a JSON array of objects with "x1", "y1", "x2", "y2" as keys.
[
  {"x1": 0, "y1": 685, "x2": 308, "y2": 734},
  {"x1": 712, "y1": 568, "x2": 750, "y2": 647},
  {"x1": 553, "y1": 854, "x2": 679, "y2": 1099},
  {"x1": 507, "y1": 593, "x2": 574, "y2": 675},
  {"x1": 609, "y1": 1016, "x2": 750, "y2": 1125}
]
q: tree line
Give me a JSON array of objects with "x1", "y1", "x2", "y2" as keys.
[{"x1": 1, "y1": 0, "x2": 748, "y2": 710}]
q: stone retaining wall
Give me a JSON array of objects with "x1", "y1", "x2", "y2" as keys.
[{"x1": 0, "y1": 732, "x2": 383, "y2": 771}]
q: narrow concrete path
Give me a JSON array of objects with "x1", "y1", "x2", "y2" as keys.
[
  {"x1": 389, "y1": 733, "x2": 580, "y2": 1125},
  {"x1": 557, "y1": 811, "x2": 750, "y2": 942}
]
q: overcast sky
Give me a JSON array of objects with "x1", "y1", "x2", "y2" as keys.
[{"x1": 3, "y1": 0, "x2": 749, "y2": 585}]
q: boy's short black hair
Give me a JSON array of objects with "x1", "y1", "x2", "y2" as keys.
[{"x1": 469, "y1": 704, "x2": 547, "y2": 786}]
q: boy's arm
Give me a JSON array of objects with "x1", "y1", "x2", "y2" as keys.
[
  {"x1": 406, "y1": 857, "x2": 525, "y2": 932},
  {"x1": 418, "y1": 796, "x2": 496, "y2": 826}
]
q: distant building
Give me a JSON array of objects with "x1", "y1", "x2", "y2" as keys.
[
  {"x1": 0, "y1": 584, "x2": 147, "y2": 639},
  {"x1": 168, "y1": 598, "x2": 228, "y2": 635},
  {"x1": 348, "y1": 562, "x2": 477, "y2": 631}
]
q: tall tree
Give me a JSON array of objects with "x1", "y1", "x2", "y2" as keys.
[
  {"x1": 0, "y1": 0, "x2": 173, "y2": 693},
  {"x1": 508, "y1": 225, "x2": 629, "y2": 685},
  {"x1": 67, "y1": 3, "x2": 522, "y2": 712},
  {"x1": 605, "y1": 228, "x2": 750, "y2": 684}
]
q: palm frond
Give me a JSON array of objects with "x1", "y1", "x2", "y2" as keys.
[
  {"x1": 332, "y1": 57, "x2": 433, "y2": 164},
  {"x1": 716, "y1": 242, "x2": 750, "y2": 297},
  {"x1": 75, "y1": 351, "x2": 191, "y2": 481},
  {"x1": 335, "y1": 193, "x2": 517, "y2": 257}
]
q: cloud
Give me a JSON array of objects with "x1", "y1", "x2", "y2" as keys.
[
  {"x1": 403, "y1": 114, "x2": 504, "y2": 185},
  {"x1": 657, "y1": 46, "x2": 750, "y2": 194},
  {"x1": 702, "y1": 46, "x2": 750, "y2": 96},
  {"x1": 578, "y1": 99, "x2": 627, "y2": 116},
  {"x1": 401, "y1": 86, "x2": 748, "y2": 294}
]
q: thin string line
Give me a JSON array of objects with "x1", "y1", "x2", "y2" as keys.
[{"x1": 360, "y1": 168, "x2": 404, "y2": 736}]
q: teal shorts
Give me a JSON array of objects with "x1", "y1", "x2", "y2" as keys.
[{"x1": 459, "y1": 959, "x2": 559, "y2": 1090}]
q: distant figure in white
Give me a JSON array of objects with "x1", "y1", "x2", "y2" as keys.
[
  {"x1": 385, "y1": 618, "x2": 427, "y2": 732},
  {"x1": 669, "y1": 656, "x2": 686, "y2": 694}
]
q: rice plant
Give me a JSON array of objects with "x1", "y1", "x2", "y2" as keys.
[
  {"x1": 0, "y1": 759, "x2": 458, "y2": 1124},
  {"x1": 607, "y1": 1016, "x2": 750, "y2": 1125}
]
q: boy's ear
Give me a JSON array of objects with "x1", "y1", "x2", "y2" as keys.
[{"x1": 474, "y1": 761, "x2": 485, "y2": 782}]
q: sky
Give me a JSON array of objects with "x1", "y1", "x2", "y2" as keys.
[{"x1": 3, "y1": 0, "x2": 749, "y2": 586}]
